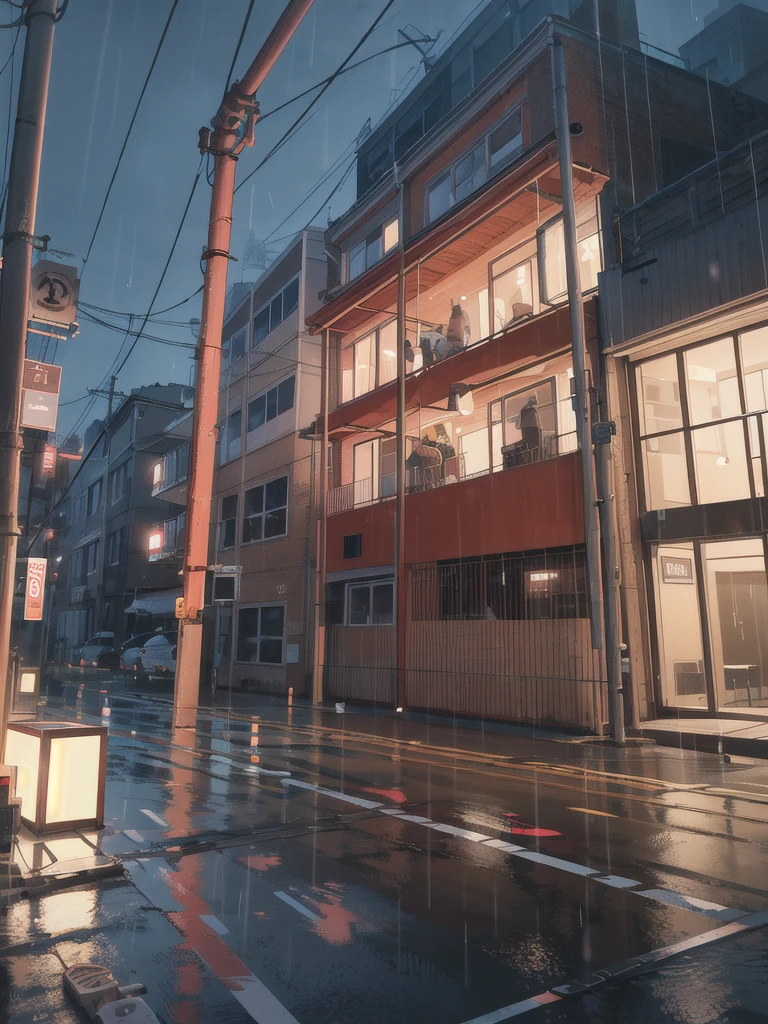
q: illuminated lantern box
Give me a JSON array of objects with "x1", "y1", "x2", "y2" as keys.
[{"x1": 5, "y1": 722, "x2": 107, "y2": 834}]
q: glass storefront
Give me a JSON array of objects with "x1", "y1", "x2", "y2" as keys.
[{"x1": 652, "y1": 538, "x2": 768, "y2": 712}]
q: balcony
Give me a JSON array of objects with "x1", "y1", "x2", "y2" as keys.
[
  {"x1": 328, "y1": 352, "x2": 578, "y2": 514},
  {"x1": 148, "y1": 512, "x2": 186, "y2": 563},
  {"x1": 152, "y1": 442, "x2": 190, "y2": 502}
]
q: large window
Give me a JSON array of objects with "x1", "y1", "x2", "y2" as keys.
[
  {"x1": 222, "y1": 324, "x2": 248, "y2": 368},
  {"x1": 539, "y1": 203, "x2": 601, "y2": 303},
  {"x1": 109, "y1": 461, "x2": 130, "y2": 504},
  {"x1": 346, "y1": 579, "x2": 394, "y2": 625},
  {"x1": 345, "y1": 218, "x2": 399, "y2": 283},
  {"x1": 425, "y1": 108, "x2": 522, "y2": 225},
  {"x1": 218, "y1": 410, "x2": 242, "y2": 465},
  {"x1": 352, "y1": 437, "x2": 396, "y2": 506},
  {"x1": 490, "y1": 248, "x2": 535, "y2": 334},
  {"x1": 252, "y1": 277, "x2": 300, "y2": 347},
  {"x1": 107, "y1": 527, "x2": 128, "y2": 566},
  {"x1": 237, "y1": 605, "x2": 285, "y2": 663},
  {"x1": 242, "y1": 476, "x2": 288, "y2": 543},
  {"x1": 635, "y1": 330, "x2": 767, "y2": 512},
  {"x1": 341, "y1": 320, "x2": 397, "y2": 402},
  {"x1": 247, "y1": 376, "x2": 295, "y2": 437},
  {"x1": 411, "y1": 549, "x2": 587, "y2": 622},
  {"x1": 86, "y1": 479, "x2": 103, "y2": 518},
  {"x1": 219, "y1": 495, "x2": 238, "y2": 551}
]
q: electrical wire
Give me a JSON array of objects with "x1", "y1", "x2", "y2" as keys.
[
  {"x1": 225, "y1": 0, "x2": 255, "y2": 91},
  {"x1": 81, "y1": 0, "x2": 180, "y2": 271},
  {"x1": 234, "y1": 0, "x2": 397, "y2": 195}
]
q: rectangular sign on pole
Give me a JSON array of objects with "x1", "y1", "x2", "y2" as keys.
[
  {"x1": 24, "y1": 558, "x2": 47, "y2": 621},
  {"x1": 21, "y1": 360, "x2": 62, "y2": 432}
]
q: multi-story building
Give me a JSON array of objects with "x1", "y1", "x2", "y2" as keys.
[
  {"x1": 680, "y1": 1, "x2": 768, "y2": 102},
  {"x1": 210, "y1": 228, "x2": 325, "y2": 694},
  {"x1": 52, "y1": 384, "x2": 193, "y2": 660},
  {"x1": 600, "y1": 130, "x2": 768, "y2": 724},
  {"x1": 306, "y1": 0, "x2": 768, "y2": 730}
]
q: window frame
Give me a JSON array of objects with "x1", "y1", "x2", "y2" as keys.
[
  {"x1": 86, "y1": 479, "x2": 103, "y2": 518},
  {"x1": 251, "y1": 275, "x2": 300, "y2": 348},
  {"x1": 345, "y1": 217, "x2": 399, "y2": 284},
  {"x1": 246, "y1": 375, "x2": 296, "y2": 438},
  {"x1": 219, "y1": 494, "x2": 238, "y2": 552},
  {"x1": 537, "y1": 202, "x2": 602, "y2": 306},
  {"x1": 342, "y1": 318, "x2": 398, "y2": 402},
  {"x1": 344, "y1": 578, "x2": 395, "y2": 625},
  {"x1": 241, "y1": 474, "x2": 289, "y2": 545},
  {"x1": 423, "y1": 105, "x2": 524, "y2": 226},
  {"x1": 235, "y1": 603, "x2": 286, "y2": 664}
]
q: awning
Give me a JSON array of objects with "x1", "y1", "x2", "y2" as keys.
[{"x1": 124, "y1": 589, "x2": 181, "y2": 617}]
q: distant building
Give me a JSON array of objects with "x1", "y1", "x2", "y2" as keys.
[
  {"x1": 52, "y1": 384, "x2": 193, "y2": 660},
  {"x1": 209, "y1": 228, "x2": 326, "y2": 694},
  {"x1": 680, "y1": 1, "x2": 768, "y2": 101}
]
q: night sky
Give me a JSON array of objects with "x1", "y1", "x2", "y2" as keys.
[{"x1": 4, "y1": 0, "x2": 722, "y2": 437}]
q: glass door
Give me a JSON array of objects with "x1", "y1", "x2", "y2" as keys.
[
  {"x1": 651, "y1": 543, "x2": 708, "y2": 709},
  {"x1": 701, "y1": 539, "x2": 768, "y2": 711}
]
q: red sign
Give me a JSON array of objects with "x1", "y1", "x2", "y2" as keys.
[
  {"x1": 23, "y1": 360, "x2": 61, "y2": 393},
  {"x1": 42, "y1": 444, "x2": 56, "y2": 477},
  {"x1": 24, "y1": 557, "x2": 47, "y2": 621}
]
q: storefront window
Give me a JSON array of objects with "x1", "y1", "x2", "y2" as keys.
[
  {"x1": 685, "y1": 337, "x2": 741, "y2": 425},
  {"x1": 652, "y1": 543, "x2": 707, "y2": 709},
  {"x1": 636, "y1": 354, "x2": 683, "y2": 435},
  {"x1": 642, "y1": 432, "x2": 691, "y2": 509},
  {"x1": 740, "y1": 325, "x2": 768, "y2": 412},
  {"x1": 691, "y1": 421, "x2": 751, "y2": 504}
]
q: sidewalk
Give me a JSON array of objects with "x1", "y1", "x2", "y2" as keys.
[{"x1": 642, "y1": 716, "x2": 768, "y2": 760}]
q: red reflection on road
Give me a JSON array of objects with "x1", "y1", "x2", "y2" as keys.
[
  {"x1": 503, "y1": 812, "x2": 561, "y2": 837},
  {"x1": 363, "y1": 787, "x2": 407, "y2": 804},
  {"x1": 238, "y1": 854, "x2": 281, "y2": 872}
]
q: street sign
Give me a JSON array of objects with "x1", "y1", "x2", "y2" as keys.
[
  {"x1": 21, "y1": 359, "x2": 61, "y2": 432},
  {"x1": 29, "y1": 260, "x2": 79, "y2": 329},
  {"x1": 175, "y1": 597, "x2": 186, "y2": 619},
  {"x1": 24, "y1": 558, "x2": 47, "y2": 621},
  {"x1": 591, "y1": 420, "x2": 617, "y2": 446},
  {"x1": 212, "y1": 566, "x2": 240, "y2": 603},
  {"x1": 42, "y1": 444, "x2": 56, "y2": 477}
]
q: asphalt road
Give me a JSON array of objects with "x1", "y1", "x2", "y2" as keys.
[{"x1": 3, "y1": 676, "x2": 768, "y2": 1024}]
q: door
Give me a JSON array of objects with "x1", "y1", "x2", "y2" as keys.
[
  {"x1": 702, "y1": 539, "x2": 768, "y2": 710},
  {"x1": 651, "y1": 543, "x2": 708, "y2": 709}
]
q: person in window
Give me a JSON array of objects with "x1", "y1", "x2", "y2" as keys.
[
  {"x1": 446, "y1": 299, "x2": 471, "y2": 354},
  {"x1": 515, "y1": 395, "x2": 542, "y2": 454},
  {"x1": 420, "y1": 326, "x2": 446, "y2": 363}
]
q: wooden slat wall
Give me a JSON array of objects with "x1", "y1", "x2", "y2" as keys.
[{"x1": 324, "y1": 625, "x2": 396, "y2": 704}]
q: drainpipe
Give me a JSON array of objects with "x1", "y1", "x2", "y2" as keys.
[
  {"x1": 394, "y1": 171, "x2": 407, "y2": 712},
  {"x1": 549, "y1": 30, "x2": 612, "y2": 729}
]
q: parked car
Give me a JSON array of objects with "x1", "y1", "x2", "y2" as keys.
[
  {"x1": 134, "y1": 633, "x2": 177, "y2": 679},
  {"x1": 75, "y1": 633, "x2": 116, "y2": 668},
  {"x1": 120, "y1": 631, "x2": 167, "y2": 672}
]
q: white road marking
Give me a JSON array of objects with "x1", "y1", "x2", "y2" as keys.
[
  {"x1": 460, "y1": 993, "x2": 561, "y2": 1022},
  {"x1": 428, "y1": 823, "x2": 492, "y2": 842},
  {"x1": 280, "y1": 778, "x2": 383, "y2": 809},
  {"x1": 389, "y1": 813, "x2": 433, "y2": 823},
  {"x1": 199, "y1": 914, "x2": 229, "y2": 936},
  {"x1": 511, "y1": 851, "x2": 599, "y2": 877},
  {"x1": 483, "y1": 839, "x2": 525, "y2": 852},
  {"x1": 594, "y1": 874, "x2": 641, "y2": 888},
  {"x1": 139, "y1": 809, "x2": 169, "y2": 827},
  {"x1": 635, "y1": 888, "x2": 747, "y2": 920},
  {"x1": 227, "y1": 974, "x2": 302, "y2": 1024},
  {"x1": 124, "y1": 830, "x2": 145, "y2": 843},
  {"x1": 274, "y1": 890, "x2": 321, "y2": 921}
]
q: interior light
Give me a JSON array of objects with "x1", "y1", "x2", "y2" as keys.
[
  {"x1": 460, "y1": 295, "x2": 467, "y2": 301},
  {"x1": 716, "y1": 456, "x2": 729, "y2": 466},
  {"x1": 566, "y1": 367, "x2": 574, "y2": 379},
  {"x1": 383, "y1": 350, "x2": 396, "y2": 357}
]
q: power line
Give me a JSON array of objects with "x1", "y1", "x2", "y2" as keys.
[
  {"x1": 81, "y1": 0, "x2": 180, "y2": 271},
  {"x1": 225, "y1": 0, "x2": 255, "y2": 91},
  {"x1": 234, "y1": 0, "x2": 397, "y2": 195}
]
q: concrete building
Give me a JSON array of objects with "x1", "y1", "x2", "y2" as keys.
[
  {"x1": 600, "y1": 130, "x2": 768, "y2": 722},
  {"x1": 52, "y1": 384, "x2": 193, "y2": 660},
  {"x1": 306, "y1": 0, "x2": 768, "y2": 730},
  {"x1": 680, "y1": 1, "x2": 768, "y2": 102},
  {"x1": 210, "y1": 228, "x2": 325, "y2": 694}
]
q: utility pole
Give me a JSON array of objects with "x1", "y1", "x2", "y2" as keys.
[
  {"x1": 173, "y1": 0, "x2": 314, "y2": 726},
  {"x1": 0, "y1": 0, "x2": 60, "y2": 752}
]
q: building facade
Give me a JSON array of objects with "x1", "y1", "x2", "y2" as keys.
[
  {"x1": 52, "y1": 384, "x2": 193, "y2": 660},
  {"x1": 307, "y1": 1, "x2": 768, "y2": 730},
  {"x1": 210, "y1": 229, "x2": 325, "y2": 694},
  {"x1": 600, "y1": 131, "x2": 768, "y2": 721}
]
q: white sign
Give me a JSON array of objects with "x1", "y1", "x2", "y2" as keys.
[
  {"x1": 24, "y1": 557, "x2": 47, "y2": 621},
  {"x1": 29, "y1": 260, "x2": 79, "y2": 328}
]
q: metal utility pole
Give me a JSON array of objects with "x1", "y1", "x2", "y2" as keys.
[
  {"x1": 0, "y1": 0, "x2": 60, "y2": 751},
  {"x1": 173, "y1": 0, "x2": 314, "y2": 726}
]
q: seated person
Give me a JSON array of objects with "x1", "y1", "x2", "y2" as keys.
[{"x1": 420, "y1": 327, "x2": 447, "y2": 363}]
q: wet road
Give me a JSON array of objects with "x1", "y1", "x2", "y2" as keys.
[{"x1": 3, "y1": 676, "x2": 768, "y2": 1024}]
